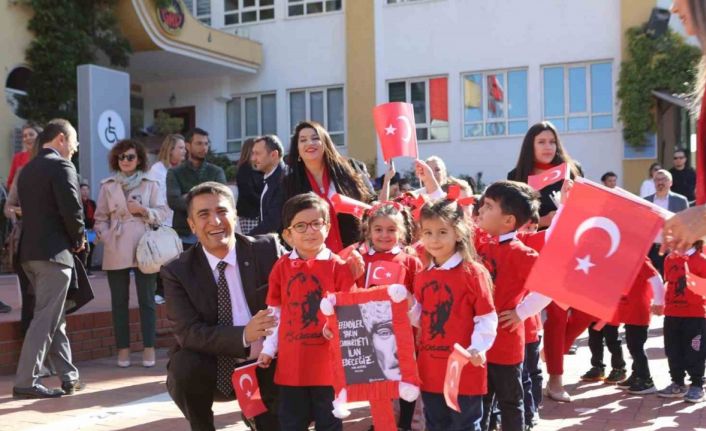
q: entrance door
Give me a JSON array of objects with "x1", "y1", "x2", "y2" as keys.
[{"x1": 154, "y1": 106, "x2": 195, "y2": 134}]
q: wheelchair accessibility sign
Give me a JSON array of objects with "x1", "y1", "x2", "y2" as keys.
[{"x1": 97, "y1": 110, "x2": 125, "y2": 150}]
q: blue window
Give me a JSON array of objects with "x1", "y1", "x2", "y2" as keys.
[
  {"x1": 462, "y1": 68, "x2": 528, "y2": 138},
  {"x1": 542, "y1": 61, "x2": 613, "y2": 132}
]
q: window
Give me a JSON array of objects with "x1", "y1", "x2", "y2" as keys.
[
  {"x1": 288, "y1": 0, "x2": 342, "y2": 17},
  {"x1": 386, "y1": 0, "x2": 429, "y2": 3},
  {"x1": 182, "y1": 0, "x2": 211, "y2": 25},
  {"x1": 387, "y1": 76, "x2": 448, "y2": 141},
  {"x1": 5, "y1": 66, "x2": 31, "y2": 119},
  {"x1": 462, "y1": 69, "x2": 528, "y2": 137},
  {"x1": 289, "y1": 86, "x2": 345, "y2": 146},
  {"x1": 226, "y1": 93, "x2": 277, "y2": 153},
  {"x1": 224, "y1": 0, "x2": 275, "y2": 25},
  {"x1": 542, "y1": 61, "x2": 613, "y2": 132}
]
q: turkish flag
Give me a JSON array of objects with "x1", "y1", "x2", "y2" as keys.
[
  {"x1": 524, "y1": 179, "x2": 664, "y2": 321},
  {"x1": 231, "y1": 363, "x2": 267, "y2": 419},
  {"x1": 686, "y1": 264, "x2": 706, "y2": 296},
  {"x1": 527, "y1": 163, "x2": 569, "y2": 191},
  {"x1": 443, "y1": 343, "x2": 472, "y2": 412},
  {"x1": 373, "y1": 102, "x2": 418, "y2": 162},
  {"x1": 365, "y1": 261, "x2": 407, "y2": 288},
  {"x1": 331, "y1": 193, "x2": 371, "y2": 219}
]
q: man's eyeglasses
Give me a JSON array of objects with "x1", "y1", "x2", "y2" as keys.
[
  {"x1": 288, "y1": 219, "x2": 326, "y2": 233},
  {"x1": 118, "y1": 153, "x2": 137, "y2": 162}
]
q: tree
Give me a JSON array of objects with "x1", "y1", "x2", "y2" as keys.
[{"x1": 16, "y1": 0, "x2": 131, "y2": 125}]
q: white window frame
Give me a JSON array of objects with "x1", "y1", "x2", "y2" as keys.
[
  {"x1": 461, "y1": 68, "x2": 529, "y2": 139},
  {"x1": 286, "y1": 0, "x2": 344, "y2": 18},
  {"x1": 226, "y1": 92, "x2": 277, "y2": 153},
  {"x1": 540, "y1": 60, "x2": 614, "y2": 133},
  {"x1": 183, "y1": 0, "x2": 211, "y2": 25},
  {"x1": 288, "y1": 85, "x2": 346, "y2": 147},
  {"x1": 385, "y1": 0, "x2": 444, "y2": 5},
  {"x1": 224, "y1": 0, "x2": 275, "y2": 26},
  {"x1": 386, "y1": 75, "x2": 449, "y2": 143}
]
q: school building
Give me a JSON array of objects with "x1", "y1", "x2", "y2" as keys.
[{"x1": 0, "y1": 0, "x2": 689, "y2": 192}]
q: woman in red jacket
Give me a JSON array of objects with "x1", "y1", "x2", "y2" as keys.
[{"x1": 7, "y1": 124, "x2": 41, "y2": 189}]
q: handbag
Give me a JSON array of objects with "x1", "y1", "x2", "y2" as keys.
[{"x1": 136, "y1": 224, "x2": 183, "y2": 274}]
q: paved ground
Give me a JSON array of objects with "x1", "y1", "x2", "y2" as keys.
[{"x1": 1, "y1": 301, "x2": 705, "y2": 429}]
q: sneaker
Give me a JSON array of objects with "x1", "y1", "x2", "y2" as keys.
[
  {"x1": 684, "y1": 385, "x2": 705, "y2": 403},
  {"x1": 657, "y1": 382, "x2": 688, "y2": 398},
  {"x1": 605, "y1": 368, "x2": 628, "y2": 385},
  {"x1": 155, "y1": 295, "x2": 166, "y2": 305},
  {"x1": 628, "y1": 377, "x2": 657, "y2": 395},
  {"x1": 617, "y1": 373, "x2": 637, "y2": 390},
  {"x1": 580, "y1": 366, "x2": 606, "y2": 382}
]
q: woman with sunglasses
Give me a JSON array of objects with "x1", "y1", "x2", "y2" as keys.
[{"x1": 95, "y1": 139, "x2": 168, "y2": 368}]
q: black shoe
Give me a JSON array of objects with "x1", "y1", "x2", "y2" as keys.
[
  {"x1": 617, "y1": 373, "x2": 636, "y2": 390},
  {"x1": 605, "y1": 368, "x2": 627, "y2": 385},
  {"x1": 0, "y1": 301, "x2": 11, "y2": 313},
  {"x1": 61, "y1": 380, "x2": 85, "y2": 395},
  {"x1": 580, "y1": 366, "x2": 605, "y2": 382},
  {"x1": 628, "y1": 377, "x2": 656, "y2": 395},
  {"x1": 13, "y1": 384, "x2": 63, "y2": 399}
]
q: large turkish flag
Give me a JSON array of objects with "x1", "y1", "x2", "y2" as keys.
[
  {"x1": 373, "y1": 102, "x2": 418, "y2": 162},
  {"x1": 524, "y1": 179, "x2": 664, "y2": 321},
  {"x1": 231, "y1": 363, "x2": 267, "y2": 419}
]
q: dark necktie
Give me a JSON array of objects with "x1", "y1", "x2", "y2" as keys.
[{"x1": 216, "y1": 260, "x2": 237, "y2": 397}]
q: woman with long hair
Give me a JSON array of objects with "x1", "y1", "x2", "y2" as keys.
[
  {"x1": 235, "y1": 138, "x2": 263, "y2": 234},
  {"x1": 639, "y1": 162, "x2": 662, "y2": 198},
  {"x1": 148, "y1": 134, "x2": 186, "y2": 228},
  {"x1": 508, "y1": 121, "x2": 591, "y2": 402},
  {"x1": 7, "y1": 123, "x2": 42, "y2": 189},
  {"x1": 283, "y1": 120, "x2": 373, "y2": 250}
]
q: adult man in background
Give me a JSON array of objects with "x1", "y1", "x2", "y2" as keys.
[
  {"x1": 167, "y1": 128, "x2": 226, "y2": 249},
  {"x1": 13, "y1": 119, "x2": 85, "y2": 399},
  {"x1": 249, "y1": 135, "x2": 286, "y2": 235},
  {"x1": 669, "y1": 149, "x2": 696, "y2": 203}
]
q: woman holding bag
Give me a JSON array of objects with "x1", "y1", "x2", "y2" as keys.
[{"x1": 95, "y1": 140, "x2": 167, "y2": 368}]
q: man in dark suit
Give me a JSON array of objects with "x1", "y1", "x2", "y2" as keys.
[
  {"x1": 645, "y1": 169, "x2": 689, "y2": 274},
  {"x1": 13, "y1": 119, "x2": 85, "y2": 399},
  {"x1": 162, "y1": 181, "x2": 282, "y2": 431},
  {"x1": 249, "y1": 135, "x2": 286, "y2": 235}
]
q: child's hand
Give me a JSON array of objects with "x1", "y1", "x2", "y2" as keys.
[
  {"x1": 651, "y1": 304, "x2": 664, "y2": 316},
  {"x1": 560, "y1": 178, "x2": 574, "y2": 204},
  {"x1": 467, "y1": 348, "x2": 486, "y2": 367},
  {"x1": 414, "y1": 159, "x2": 440, "y2": 194},
  {"x1": 258, "y1": 353, "x2": 273, "y2": 368},
  {"x1": 346, "y1": 250, "x2": 365, "y2": 279},
  {"x1": 384, "y1": 161, "x2": 396, "y2": 183},
  {"x1": 498, "y1": 309, "x2": 523, "y2": 332}
]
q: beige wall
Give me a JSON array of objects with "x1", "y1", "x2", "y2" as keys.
[
  {"x1": 0, "y1": 2, "x2": 33, "y2": 182},
  {"x1": 620, "y1": 0, "x2": 657, "y2": 193},
  {"x1": 345, "y1": 0, "x2": 377, "y2": 172}
]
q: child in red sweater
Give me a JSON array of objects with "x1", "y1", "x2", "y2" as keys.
[{"x1": 259, "y1": 193, "x2": 362, "y2": 430}]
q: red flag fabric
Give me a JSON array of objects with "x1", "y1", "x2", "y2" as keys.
[
  {"x1": 527, "y1": 163, "x2": 569, "y2": 191},
  {"x1": 373, "y1": 102, "x2": 419, "y2": 162},
  {"x1": 696, "y1": 86, "x2": 706, "y2": 205},
  {"x1": 443, "y1": 344, "x2": 472, "y2": 412},
  {"x1": 524, "y1": 179, "x2": 664, "y2": 322},
  {"x1": 686, "y1": 264, "x2": 706, "y2": 296},
  {"x1": 330, "y1": 193, "x2": 371, "y2": 219},
  {"x1": 231, "y1": 363, "x2": 267, "y2": 419},
  {"x1": 365, "y1": 260, "x2": 407, "y2": 288}
]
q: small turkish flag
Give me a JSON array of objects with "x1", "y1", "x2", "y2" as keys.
[
  {"x1": 443, "y1": 343, "x2": 472, "y2": 412},
  {"x1": 685, "y1": 264, "x2": 706, "y2": 296},
  {"x1": 330, "y1": 193, "x2": 371, "y2": 219},
  {"x1": 365, "y1": 261, "x2": 406, "y2": 288},
  {"x1": 524, "y1": 179, "x2": 664, "y2": 321},
  {"x1": 231, "y1": 363, "x2": 267, "y2": 419},
  {"x1": 527, "y1": 163, "x2": 569, "y2": 191},
  {"x1": 373, "y1": 102, "x2": 419, "y2": 162}
]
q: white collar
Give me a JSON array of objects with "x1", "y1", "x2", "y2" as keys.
[
  {"x1": 367, "y1": 245, "x2": 402, "y2": 256},
  {"x1": 686, "y1": 247, "x2": 696, "y2": 256},
  {"x1": 428, "y1": 252, "x2": 463, "y2": 270},
  {"x1": 289, "y1": 247, "x2": 333, "y2": 261},
  {"x1": 202, "y1": 246, "x2": 237, "y2": 272},
  {"x1": 263, "y1": 163, "x2": 280, "y2": 180},
  {"x1": 498, "y1": 231, "x2": 517, "y2": 243}
]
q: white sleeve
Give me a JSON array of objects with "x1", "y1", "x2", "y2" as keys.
[
  {"x1": 650, "y1": 274, "x2": 666, "y2": 306},
  {"x1": 467, "y1": 311, "x2": 498, "y2": 353},
  {"x1": 260, "y1": 306, "x2": 281, "y2": 357},
  {"x1": 408, "y1": 299, "x2": 422, "y2": 328},
  {"x1": 516, "y1": 292, "x2": 552, "y2": 320},
  {"x1": 544, "y1": 204, "x2": 564, "y2": 241},
  {"x1": 414, "y1": 186, "x2": 445, "y2": 201}
]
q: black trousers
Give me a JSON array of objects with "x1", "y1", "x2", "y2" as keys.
[
  {"x1": 481, "y1": 362, "x2": 524, "y2": 431},
  {"x1": 648, "y1": 244, "x2": 665, "y2": 278},
  {"x1": 166, "y1": 348, "x2": 280, "y2": 431},
  {"x1": 664, "y1": 316, "x2": 706, "y2": 387},
  {"x1": 588, "y1": 323, "x2": 626, "y2": 370},
  {"x1": 522, "y1": 339, "x2": 542, "y2": 424},
  {"x1": 278, "y1": 385, "x2": 341, "y2": 431},
  {"x1": 625, "y1": 325, "x2": 650, "y2": 379}
]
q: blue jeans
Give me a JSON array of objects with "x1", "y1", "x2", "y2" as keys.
[{"x1": 422, "y1": 391, "x2": 482, "y2": 431}]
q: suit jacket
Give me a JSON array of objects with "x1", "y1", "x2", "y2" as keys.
[
  {"x1": 18, "y1": 148, "x2": 84, "y2": 267},
  {"x1": 162, "y1": 233, "x2": 284, "y2": 358},
  {"x1": 250, "y1": 162, "x2": 286, "y2": 236},
  {"x1": 645, "y1": 191, "x2": 689, "y2": 213}
]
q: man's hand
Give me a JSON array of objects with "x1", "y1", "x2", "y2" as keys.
[
  {"x1": 660, "y1": 206, "x2": 706, "y2": 255},
  {"x1": 258, "y1": 353, "x2": 273, "y2": 368},
  {"x1": 498, "y1": 309, "x2": 523, "y2": 332},
  {"x1": 468, "y1": 348, "x2": 486, "y2": 367},
  {"x1": 72, "y1": 240, "x2": 86, "y2": 253},
  {"x1": 244, "y1": 309, "x2": 278, "y2": 344}
]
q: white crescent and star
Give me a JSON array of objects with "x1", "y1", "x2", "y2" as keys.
[
  {"x1": 239, "y1": 374, "x2": 253, "y2": 398},
  {"x1": 384, "y1": 116, "x2": 413, "y2": 144},
  {"x1": 372, "y1": 267, "x2": 393, "y2": 280},
  {"x1": 573, "y1": 216, "x2": 621, "y2": 275},
  {"x1": 542, "y1": 169, "x2": 562, "y2": 182}
]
